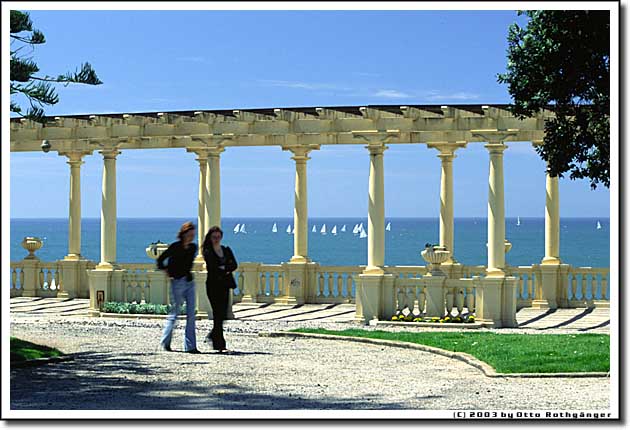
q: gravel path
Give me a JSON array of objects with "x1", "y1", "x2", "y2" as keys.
[{"x1": 10, "y1": 315, "x2": 611, "y2": 411}]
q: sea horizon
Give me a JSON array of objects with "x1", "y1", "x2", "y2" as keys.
[{"x1": 10, "y1": 217, "x2": 611, "y2": 268}]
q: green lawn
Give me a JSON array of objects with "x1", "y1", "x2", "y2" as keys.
[
  {"x1": 291, "y1": 329, "x2": 610, "y2": 374},
  {"x1": 10, "y1": 337, "x2": 63, "y2": 362}
]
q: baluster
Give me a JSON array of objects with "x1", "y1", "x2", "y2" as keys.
[
  {"x1": 455, "y1": 288, "x2": 464, "y2": 316},
  {"x1": 139, "y1": 277, "x2": 147, "y2": 304},
  {"x1": 327, "y1": 273, "x2": 334, "y2": 298},
  {"x1": 404, "y1": 287, "x2": 413, "y2": 316},
  {"x1": 260, "y1": 272, "x2": 268, "y2": 296},
  {"x1": 527, "y1": 275, "x2": 534, "y2": 299},
  {"x1": 277, "y1": 271, "x2": 284, "y2": 297},
  {"x1": 396, "y1": 287, "x2": 405, "y2": 313},
  {"x1": 519, "y1": 274, "x2": 526, "y2": 300},
  {"x1": 55, "y1": 265, "x2": 63, "y2": 292},
  {"x1": 417, "y1": 286, "x2": 426, "y2": 315},
  {"x1": 570, "y1": 273, "x2": 578, "y2": 302},
  {"x1": 445, "y1": 288, "x2": 454, "y2": 317},
  {"x1": 46, "y1": 269, "x2": 53, "y2": 291},
  {"x1": 12, "y1": 268, "x2": 17, "y2": 290},
  {"x1": 602, "y1": 273, "x2": 609, "y2": 300},
  {"x1": 590, "y1": 273, "x2": 599, "y2": 300},
  {"x1": 580, "y1": 273, "x2": 588, "y2": 301},
  {"x1": 336, "y1": 274, "x2": 343, "y2": 299},
  {"x1": 19, "y1": 269, "x2": 25, "y2": 290},
  {"x1": 238, "y1": 271, "x2": 245, "y2": 294},
  {"x1": 465, "y1": 286, "x2": 474, "y2": 314},
  {"x1": 318, "y1": 273, "x2": 325, "y2": 298},
  {"x1": 38, "y1": 268, "x2": 45, "y2": 290}
]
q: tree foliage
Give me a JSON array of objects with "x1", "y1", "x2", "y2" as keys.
[
  {"x1": 497, "y1": 10, "x2": 610, "y2": 189},
  {"x1": 10, "y1": 10, "x2": 103, "y2": 123}
]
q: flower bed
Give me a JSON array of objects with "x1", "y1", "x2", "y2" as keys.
[
  {"x1": 101, "y1": 301, "x2": 186, "y2": 315},
  {"x1": 391, "y1": 314, "x2": 475, "y2": 324}
]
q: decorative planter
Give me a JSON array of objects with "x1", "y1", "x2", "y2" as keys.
[
  {"x1": 421, "y1": 246, "x2": 451, "y2": 276},
  {"x1": 21, "y1": 236, "x2": 43, "y2": 260},
  {"x1": 146, "y1": 241, "x2": 169, "y2": 260}
]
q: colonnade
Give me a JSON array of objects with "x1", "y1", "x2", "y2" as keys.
[{"x1": 60, "y1": 138, "x2": 562, "y2": 281}]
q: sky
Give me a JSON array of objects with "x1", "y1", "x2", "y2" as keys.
[{"x1": 8, "y1": 7, "x2": 612, "y2": 219}]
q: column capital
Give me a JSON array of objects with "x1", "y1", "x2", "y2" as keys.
[
  {"x1": 99, "y1": 148, "x2": 121, "y2": 159},
  {"x1": 353, "y1": 129, "x2": 400, "y2": 146},
  {"x1": 484, "y1": 143, "x2": 508, "y2": 154},
  {"x1": 282, "y1": 144, "x2": 320, "y2": 160},
  {"x1": 58, "y1": 150, "x2": 92, "y2": 163},
  {"x1": 365, "y1": 143, "x2": 389, "y2": 156},
  {"x1": 207, "y1": 146, "x2": 226, "y2": 158},
  {"x1": 427, "y1": 141, "x2": 467, "y2": 159},
  {"x1": 471, "y1": 129, "x2": 519, "y2": 145}
]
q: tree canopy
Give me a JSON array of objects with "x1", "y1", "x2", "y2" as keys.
[
  {"x1": 497, "y1": 10, "x2": 610, "y2": 189},
  {"x1": 10, "y1": 10, "x2": 103, "y2": 123}
]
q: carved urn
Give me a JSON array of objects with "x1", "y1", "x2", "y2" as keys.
[
  {"x1": 146, "y1": 241, "x2": 169, "y2": 260},
  {"x1": 421, "y1": 245, "x2": 451, "y2": 276},
  {"x1": 21, "y1": 236, "x2": 43, "y2": 260}
]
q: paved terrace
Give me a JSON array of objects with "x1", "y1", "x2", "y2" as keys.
[{"x1": 10, "y1": 298, "x2": 611, "y2": 411}]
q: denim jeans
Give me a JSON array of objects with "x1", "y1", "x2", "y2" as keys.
[{"x1": 160, "y1": 277, "x2": 197, "y2": 351}]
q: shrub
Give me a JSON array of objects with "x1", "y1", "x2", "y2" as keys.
[{"x1": 101, "y1": 301, "x2": 186, "y2": 315}]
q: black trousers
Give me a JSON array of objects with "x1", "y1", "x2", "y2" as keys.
[{"x1": 206, "y1": 284, "x2": 229, "y2": 350}]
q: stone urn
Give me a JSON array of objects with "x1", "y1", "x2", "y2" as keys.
[
  {"x1": 21, "y1": 236, "x2": 43, "y2": 260},
  {"x1": 146, "y1": 241, "x2": 169, "y2": 260},
  {"x1": 421, "y1": 245, "x2": 451, "y2": 276}
]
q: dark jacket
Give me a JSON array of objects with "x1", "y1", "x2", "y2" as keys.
[
  {"x1": 157, "y1": 241, "x2": 197, "y2": 282},
  {"x1": 203, "y1": 245, "x2": 238, "y2": 288}
]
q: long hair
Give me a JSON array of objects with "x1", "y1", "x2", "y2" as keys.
[
  {"x1": 202, "y1": 225, "x2": 223, "y2": 250},
  {"x1": 177, "y1": 221, "x2": 196, "y2": 240}
]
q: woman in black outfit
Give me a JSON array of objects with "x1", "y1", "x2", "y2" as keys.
[{"x1": 202, "y1": 225, "x2": 238, "y2": 353}]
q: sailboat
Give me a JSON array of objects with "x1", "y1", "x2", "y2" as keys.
[
  {"x1": 359, "y1": 225, "x2": 367, "y2": 239},
  {"x1": 239, "y1": 224, "x2": 247, "y2": 234},
  {"x1": 286, "y1": 225, "x2": 292, "y2": 234},
  {"x1": 386, "y1": 222, "x2": 391, "y2": 231},
  {"x1": 331, "y1": 225, "x2": 337, "y2": 235},
  {"x1": 321, "y1": 224, "x2": 327, "y2": 235},
  {"x1": 233, "y1": 223, "x2": 240, "y2": 234},
  {"x1": 291, "y1": 225, "x2": 295, "y2": 235},
  {"x1": 352, "y1": 224, "x2": 359, "y2": 234},
  {"x1": 312, "y1": 225, "x2": 317, "y2": 233},
  {"x1": 517, "y1": 216, "x2": 521, "y2": 226},
  {"x1": 358, "y1": 222, "x2": 364, "y2": 232},
  {"x1": 341, "y1": 225, "x2": 346, "y2": 232},
  {"x1": 272, "y1": 223, "x2": 278, "y2": 233},
  {"x1": 597, "y1": 221, "x2": 602, "y2": 230}
]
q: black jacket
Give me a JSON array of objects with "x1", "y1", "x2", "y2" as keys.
[
  {"x1": 156, "y1": 241, "x2": 197, "y2": 282},
  {"x1": 203, "y1": 245, "x2": 238, "y2": 288}
]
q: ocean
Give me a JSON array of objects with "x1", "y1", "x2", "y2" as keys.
[{"x1": 10, "y1": 217, "x2": 610, "y2": 268}]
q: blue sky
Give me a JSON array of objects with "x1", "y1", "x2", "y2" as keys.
[{"x1": 9, "y1": 9, "x2": 611, "y2": 218}]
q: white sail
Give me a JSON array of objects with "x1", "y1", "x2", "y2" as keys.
[
  {"x1": 291, "y1": 225, "x2": 295, "y2": 234},
  {"x1": 331, "y1": 225, "x2": 337, "y2": 235},
  {"x1": 312, "y1": 225, "x2": 317, "y2": 232},
  {"x1": 597, "y1": 221, "x2": 602, "y2": 230},
  {"x1": 239, "y1": 223, "x2": 247, "y2": 233},
  {"x1": 321, "y1": 224, "x2": 327, "y2": 235},
  {"x1": 287, "y1": 225, "x2": 292, "y2": 234},
  {"x1": 386, "y1": 222, "x2": 391, "y2": 231},
  {"x1": 517, "y1": 216, "x2": 521, "y2": 226},
  {"x1": 341, "y1": 225, "x2": 346, "y2": 232},
  {"x1": 359, "y1": 225, "x2": 367, "y2": 239},
  {"x1": 352, "y1": 224, "x2": 359, "y2": 234},
  {"x1": 233, "y1": 223, "x2": 240, "y2": 234},
  {"x1": 272, "y1": 223, "x2": 277, "y2": 233},
  {"x1": 359, "y1": 222, "x2": 364, "y2": 232}
]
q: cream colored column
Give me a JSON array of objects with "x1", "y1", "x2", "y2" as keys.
[
  {"x1": 290, "y1": 148, "x2": 311, "y2": 263},
  {"x1": 365, "y1": 143, "x2": 388, "y2": 274},
  {"x1": 485, "y1": 143, "x2": 508, "y2": 277},
  {"x1": 187, "y1": 148, "x2": 208, "y2": 260},
  {"x1": 206, "y1": 147, "x2": 224, "y2": 232},
  {"x1": 96, "y1": 148, "x2": 120, "y2": 269},
  {"x1": 543, "y1": 172, "x2": 561, "y2": 264},
  {"x1": 61, "y1": 152, "x2": 87, "y2": 260},
  {"x1": 427, "y1": 142, "x2": 466, "y2": 262}
]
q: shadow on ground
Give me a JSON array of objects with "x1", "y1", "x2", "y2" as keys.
[{"x1": 10, "y1": 350, "x2": 408, "y2": 410}]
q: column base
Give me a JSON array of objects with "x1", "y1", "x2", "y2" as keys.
[
  {"x1": 362, "y1": 266, "x2": 384, "y2": 275},
  {"x1": 289, "y1": 255, "x2": 310, "y2": 264},
  {"x1": 485, "y1": 268, "x2": 505, "y2": 278},
  {"x1": 64, "y1": 254, "x2": 82, "y2": 261},
  {"x1": 541, "y1": 256, "x2": 562, "y2": 265},
  {"x1": 95, "y1": 262, "x2": 115, "y2": 270},
  {"x1": 57, "y1": 291, "x2": 70, "y2": 299},
  {"x1": 531, "y1": 299, "x2": 555, "y2": 310}
]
